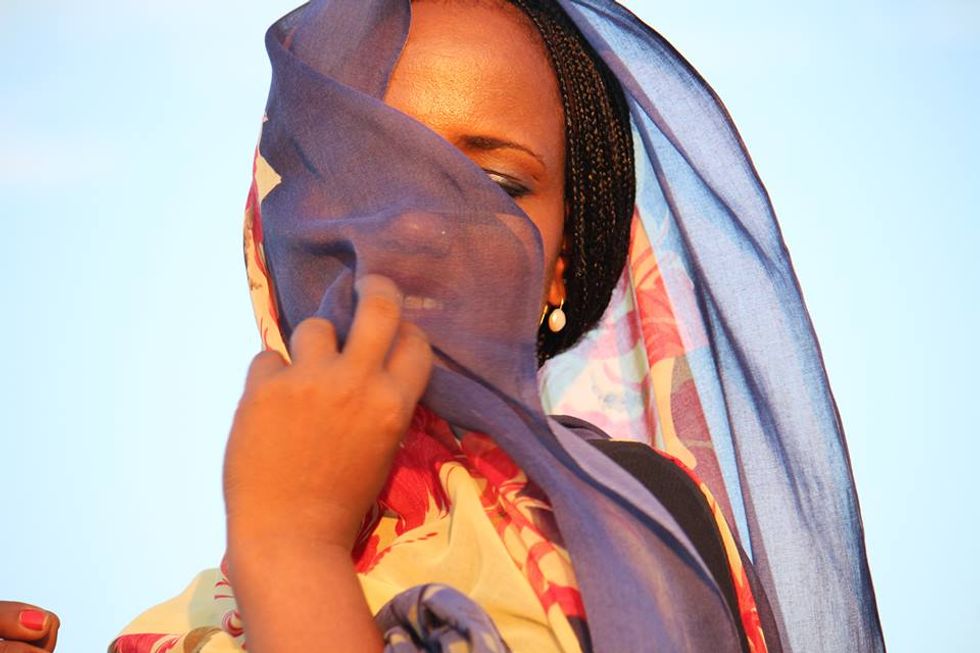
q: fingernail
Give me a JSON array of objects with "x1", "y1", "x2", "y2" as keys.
[{"x1": 19, "y1": 609, "x2": 47, "y2": 631}]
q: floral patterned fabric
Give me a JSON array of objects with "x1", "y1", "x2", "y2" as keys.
[
  {"x1": 110, "y1": 406, "x2": 769, "y2": 653},
  {"x1": 109, "y1": 407, "x2": 587, "y2": 653}
]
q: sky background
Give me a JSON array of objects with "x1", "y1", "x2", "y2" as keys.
[{"x1": 2, "y1": 0, "x2": 977, "y2": 650}]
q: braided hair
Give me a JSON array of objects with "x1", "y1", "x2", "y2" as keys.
[{"x1": 505, "y1": 0, "x2": 636, "y2": 366}]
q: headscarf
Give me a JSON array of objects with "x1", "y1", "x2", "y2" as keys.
[{"x1": 243, "y1": 1, "x2": 883, "y2": 651}]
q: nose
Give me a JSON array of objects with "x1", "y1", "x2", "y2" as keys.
[{"x1": 376, "y1": 210, "x2": 453, "y2": 258}]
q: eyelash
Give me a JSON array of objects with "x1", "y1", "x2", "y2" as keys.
[{"x1": 484, "y1": 170, "x2": 531, "y2": 199}]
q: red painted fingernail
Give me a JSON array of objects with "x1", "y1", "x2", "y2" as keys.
[{"x1": 19, "y1": 609, "x2": 46, "y2": 631}]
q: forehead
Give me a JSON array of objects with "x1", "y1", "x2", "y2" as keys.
[{"x1": 384, "y1": 1, "x2": 563, "y2": 155}]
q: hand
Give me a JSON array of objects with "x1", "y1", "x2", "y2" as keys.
[
  {"x1": 223, "y1": 275, "x2": 434, "y2": 551},
  {"x1": 0, "y1": 602, "x2": 59, "y2": 652}
]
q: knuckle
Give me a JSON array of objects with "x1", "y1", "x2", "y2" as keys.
[
  {"x1": 294, "y1": 316, "x2": 336, "y2": 341},
  {"x1": 249, "y1": 349, "x2": 281, "y2": 369},
  {"x1": 400, "y1": 321, "x2": 429, "y2": 345},
  {"x1": 245, "y1": 351, "x2": 284, "y2": 386},
  {"x1": 308, "y1": 316, "x2": 337, "y2": 335}
]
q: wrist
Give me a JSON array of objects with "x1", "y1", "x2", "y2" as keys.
[
  {"x1": 225, "y1": 501, "x2": 361, "y2": 552},
  {"x1": 226, "y1": 520, "x2": 355, "y2": 560}
]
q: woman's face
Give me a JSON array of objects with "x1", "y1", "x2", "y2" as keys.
[{"x1": 383, "y1": 0, "x2": 567, "y2": 309}]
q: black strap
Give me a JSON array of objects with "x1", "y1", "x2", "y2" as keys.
[{"x1": 588, "y1": 439, "x2": 750, "y2": 652}]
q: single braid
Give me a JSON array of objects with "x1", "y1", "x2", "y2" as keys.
[{"x1": 507, "y1": 0, "x2": 635, "y2": 365}]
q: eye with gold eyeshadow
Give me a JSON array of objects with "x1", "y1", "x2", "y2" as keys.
[{"x1": 482, "y1": 169, "x2": 532, "y2": 198}]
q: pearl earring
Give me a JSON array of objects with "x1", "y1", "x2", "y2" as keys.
[{"x1": 547, "y1": 298, "x2": 566, "y2": 333}]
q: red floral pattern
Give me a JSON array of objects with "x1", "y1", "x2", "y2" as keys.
[{"x1": 351, "y1": 406, "x2": 585, "y2": 622}]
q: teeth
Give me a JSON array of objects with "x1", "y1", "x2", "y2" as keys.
[
  {"x1": 403, "y1": 295, "x2": 423, "y2": 310},
  {"x1": 403, "y1": 295, "x2": 443, "y2": 311}
]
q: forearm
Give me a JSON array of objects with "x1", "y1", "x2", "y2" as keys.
[{"x1": 226, "y1": 532, "x2": 384, "y2": 653}]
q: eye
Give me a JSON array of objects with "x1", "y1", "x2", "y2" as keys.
[{"x1": 484, "y1": 170, "x2": 530, "y2": 199}]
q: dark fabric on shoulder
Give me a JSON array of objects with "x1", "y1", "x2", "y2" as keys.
[
  {"x1": 588, "y1": 439, "x2": 750, "y2": 652},
  {"x1": 556, "y1": 418, "x2": 782, "y2": 650}
]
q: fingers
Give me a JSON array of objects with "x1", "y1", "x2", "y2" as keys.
[
  {"x1": 0, "y1": 603, "x2": 57, "y2": 651},
  {"x1": 288, "y1": 318, "x2": 339, "y2": 366},
  {"x1": 244, "y1": 349, "x2": 287, "y2": 394},
  {"x1": 344, "y1": 275, "x2": 403, "y2": 368},
  {"x1": 385, "y1": 322, "x2": 434, "y2": 404},
  {"x1": 275, "y1": 278, "x2": 430, "y2": 406}
]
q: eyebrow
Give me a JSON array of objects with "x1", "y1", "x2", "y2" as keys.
[{"x1": 457, "y1": 134, "x2": 546, "y2": 167}]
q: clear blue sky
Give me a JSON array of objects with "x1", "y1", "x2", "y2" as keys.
[{"x1": 2, "y1": 0, "x2": 977, "y2": 650}]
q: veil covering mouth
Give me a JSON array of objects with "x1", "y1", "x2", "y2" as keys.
[{"x1": 111, "y1": 1, "x2": 884, "y2": 652}]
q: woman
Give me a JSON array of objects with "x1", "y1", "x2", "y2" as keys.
[{"x1": 112, "y1": 1, "x2": 883, "y2": 651}]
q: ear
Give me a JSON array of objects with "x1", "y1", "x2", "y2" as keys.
[{"x1": 547, "y1": 237, "x2": 568, "y2": 306}]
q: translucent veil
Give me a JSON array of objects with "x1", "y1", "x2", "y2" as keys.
[{"x1": 243, "y1": 1, "x2": 884, "y2": 650}]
